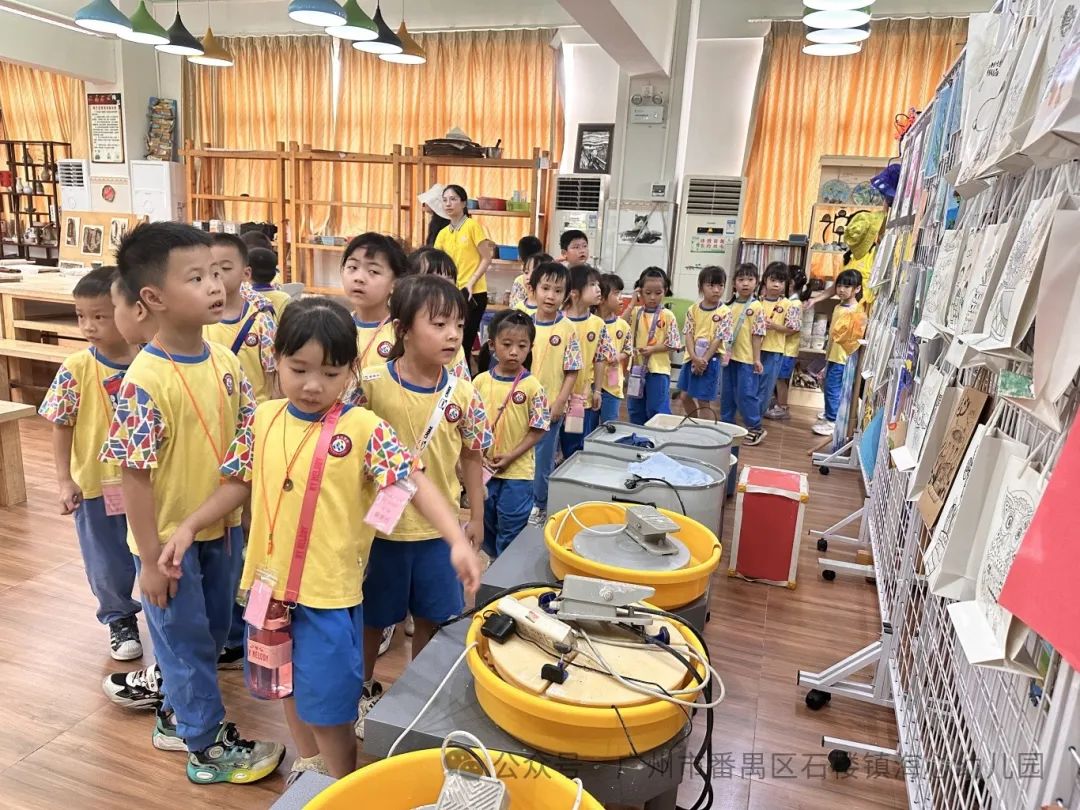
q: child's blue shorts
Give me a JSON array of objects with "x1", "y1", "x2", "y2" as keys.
[
  {"x1": 362, "y1": 537, "x2": 465, "y2": 627},
  {"x1": 779, "y1": 355, "x2": 796, "y2": 380},
  {"x1": 676, "y1": 356, "x2": 721, "y2": 401}
]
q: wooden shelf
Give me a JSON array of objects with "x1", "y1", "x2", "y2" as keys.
[
  {"x1": 190, "y1": 193, "x2": 279, "y2": 204},
  {"x1": 295, "y1": 242, "x2": 347, "y2": 252},
  {"x1": 12, "y1": 315, "x2": 81, "y2": 339},
  {"x1": 294, "y1": 199, "x2": 393, "y2": 210},
  {"x1": 470, "y1": 209, "x2": 532, "y2": 218}
]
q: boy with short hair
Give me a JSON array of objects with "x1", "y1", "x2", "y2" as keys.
[
  {"x1": 598, "y1": 273, "x2": 631, "y2": 424},
  {"x1": 205, "y1": 233, "x2": 277, "y2": 405},
  {"x1": 40, "y1": 266, "x2": 142, "y2": 661},
  {"x1": 247, "y1": 246, "x2": 291, "y2": 321},
  {"x1": 723, "y1": 262, "x2": 768, "y2": 446},
  {"x1": 560, "y1": 229, "x2": 590, "y2": 268},
  {"x1": 815, "y1": 269, "x2": 867, "y2": 436},
  {"x1": 111, "y1": 274, "x2": 158, "y2": 345},
  {"x1": 101, "y1": 222, "x2": 285, "y2": 784},
  {"x1": 527, "y1": 262, "x2": 582, "y2": 524}
]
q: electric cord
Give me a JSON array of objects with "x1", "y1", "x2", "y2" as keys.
[
  {"x1": 437, "y1": 581, "x2": 561, "y2": 629},
  {"x1": 625, "y1": 475, "x2": 688, "y2": 515},
  {"x1": 443, "y1": 740, "x2": 491, "y2": 775},
  {"x1": 571, "y1": 632, "x2": 714, "y2": 700},
  {"x1": 571, "y1": 778, "x2": 583, "y2": 809},
  {"x1": 554, "y1": 500, "x2": 639, "y2": 544}
]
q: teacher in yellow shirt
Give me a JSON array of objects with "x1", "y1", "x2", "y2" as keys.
[{"x1": 435, "y1": 183, "x2": 496, "y2": 375}]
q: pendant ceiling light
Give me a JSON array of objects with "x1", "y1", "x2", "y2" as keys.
[
  {"x1": 803, "y1": 42, "x2": 862, "y2": 56},
  {"x1": 354, "y1": 2, "x2": 402, "y2": 53},
  {"x1": 379, "y1": 21, "x2": 425, "y2": 63},
  {"x1": 189, "y1": 0, "x2": 233, "y2": 66},
  {"x1": 806, "y1": 24, "x2": 870, "y2": 43},
  {"x1": 118, "y1": 0, "x2": 168, "y2": 44},
  {"x1": 73, "y1": 0, "x2": 132, "y2": 35},
  {"x1": 326, "y1": 0, "x2": 377, "y2": 40},
  {"x1": 804, "y1": 0, "x2": 876, "y2": 9},
  {"x1": 157, "y1": 0, "x2": 203, "y2": 56},
  {"x1": 288, "y1": 0, "x2": 345, "y2": 27},
  {"x1": 803, "y1": 7, "x2": 871, "y2": 28}
]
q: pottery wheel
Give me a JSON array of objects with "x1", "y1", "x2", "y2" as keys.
[{"x1": 571, "y1": 525, "x2": 690, "y2": 571}]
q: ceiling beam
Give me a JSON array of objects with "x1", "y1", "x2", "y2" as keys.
[{"x1": 557, "y1": 0, "x2": 675, "y2": 76}]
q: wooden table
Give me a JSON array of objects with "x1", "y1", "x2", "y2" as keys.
[
  {"x1": 0, "y1": 275, "x2": 82, "y2": 401},
  {"x1": 0, "y1": 401, "x2": 37, "y2": 505}
]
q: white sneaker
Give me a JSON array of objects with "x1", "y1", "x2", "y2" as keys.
[
  {"x1": 354, "y1": 681, "x2": 384, "y2": 739},
  {"x1": 812, "y1": 419, "x2": 835, "y2": 436},
  {"x1": 377, "y1": 625, "x2": 395, "y2": 656},
  {"x1": 404, "y1": 615, "x2": 415, "y2": 637},
  {"x1": 528, "y1": 507, "x2": 546, "y2": 526},
  {"x1": 287, "y1": 754, "x2": 329, "y2": 787}
]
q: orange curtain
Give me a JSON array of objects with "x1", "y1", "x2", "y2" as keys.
[
  {"x1": 0, "y1": 59, "x2": 88, "y2": 156},
  {"x1": 183, "y1": 35, "x2": 335, "y2": 229},
  {"x1": 334, "y1": 28, "x2": 562, "y2": 245},
  {"x1": 742, "y1": 17, "x2": 967, "y2": 240}
]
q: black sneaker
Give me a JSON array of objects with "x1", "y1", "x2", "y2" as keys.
[
  {"x1": 745, "y1": 428, "x2": 767, "y2": 446},
  {"x1": 108, "y1": 615, "x2": 143, "y2": 661},
  {"x1": 102, "y1": 662, "x2": 163, "y2": 709},
  {"x1": 217, "y1": 646, "x2": 244, "y2": 670}
]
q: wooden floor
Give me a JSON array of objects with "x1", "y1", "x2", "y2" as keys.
[{"x1": 0, "y1": 407, "x2": 907, "y2": 810}]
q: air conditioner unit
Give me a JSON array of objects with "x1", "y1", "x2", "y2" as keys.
[
  {"x1": 548, "y1": 175, "x2": 606, "y2": 263},
  {"x1": 672, "y1": 175, "x2": 745, "y2": 300},
  {"x1": 57, "y1": 159, "x2": 91, "y2": 212},
  {"x1": 131, "y1": 160, "x2": 186, "y2": 222}
]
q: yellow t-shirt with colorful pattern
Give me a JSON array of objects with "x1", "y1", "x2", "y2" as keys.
[
  {"x1": 827, "y1": 302, "x2": 868, "y2": 364},
  {"x1": 784, "y1": 294, "x2": 804, "y2": 358},
  {"x1": 760, "y1": 297, "x2": 803, "y2": 355},
  {"x1": 355, "y1": 361, "x2": 492, "y2": 540},
  {"x1": 204, "y1": 300, "x2": 277, "y2": 404},
  {"x1": 566, "y1": 313, "x2": 617, "y2": 398},
  {"x1": 727, "y1": 299, "x2": 768, "y2": 365},
  {"x1": 628, "y1": 306, "x2": 683, "y2": 374},
  {"x1": 531, "y1": 314, "x2": 584, "y2": 405},
  {"x1": 683, "y1": 303, "x2": 732, "y2": 361},
  {"x1": 39, "y1": 347, "x2": 131, "y2": 499},
  {"x1": 225, "y1": 400, "x2": 413, "y2": 608},
  {"x1": 250, "y1": 283, "x2": 292, "y2": 323},
  {"x1": 473, "y1": 371, "x2": 550, "y2": 480},
  {"x1": 602, "y1": 315, "x2": 632, "y2": 399}
]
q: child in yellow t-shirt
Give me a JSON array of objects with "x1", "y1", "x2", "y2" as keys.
[
  {"x1": 770, "y1": 267, "x2": 808, "y2": 421},
  {"x1": 509, "y1": 236, "x2": 544, "y2": 308},
  {"x1": 352, "y1": 274, "x2": 491, "y2": 736},
  {"x1": 160, "y1": 296, "x2": 478, "y2": 781},
  {"x1": 815, "y1": 269, "x2": 867, "y2": 436},
  {"x1": 560, "y1": 264, "x2": 616, "y2": 457},
  {"x1": 205, "y1": 234, "x2": 278, "y2": 405},
  {"x1": 474, "y1": 310, "x2": 551, "y2": 557},
  {"x1": 722, "y1": 262, "x2": 768, "y2": 446},
  {"x1": 627, "y1": 267, "x2": 682, "y2": 425},
  {"x1": 407, "y1": 246, "x2": 471, "y2": 379},
  {"x1": 100, "y1": 222, "x2": 283, "y2": 783},
  {"x1": 247, "y1": 247, "x2": 292, "y2": 321},
  {"x1": 40, "y1": 266, "x2": 142, "y2": 661},
  {"x1": 526, "y1": 262, "x2": 582, "y2": 522},
  {"x1": 598, "y1": 273, "x2": 631, "y2": 424},
  {"x1": 341, "y1": 232, "x2": 414, "y2": 372},
  {"x1": 677, "y1": 266, "x2": 732, "y2": 418},
  {"x1": 759, "y1": 263, "x2": 803, "y2": 420}
]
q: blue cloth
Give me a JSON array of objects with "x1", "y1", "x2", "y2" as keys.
[
  {"x1": 627, "y1": 372, "x2": 672, "y2": 425},
  {"x1": 676, "y1": 357, "x2": 721, "y2": 401},
  {"x1": 758, "y1": 351, "x2": 785, "y2": 411},
  {"x1": 627, "y1": 453, "x2": 712, "y2": 487},
  {"x1": 362, "y1": 538, "x2": 465, "y2": 627},
  {"x1": 824, "y1": 360, "x2": 845, "y2": 422},
  {"x1": 721, "y1": 360, "x2": 762, "y2": 430},
  {"x1": 72, "y1": 495, "x2": 139, "y2": 625},
  {"x1": 559, "y1": 407, "x2": 599, "y2": 458},
  {"x1": 483, "y1": 478, "x2": 534, "y2": 558},
  {"x1": 532, "y1": 417, "x2": 562, "y2": 511},
  {"x1": 226, "y1": 524, "x2": 246, "y2": 650},
  {"x1": 778, "y1": 355, "x2": 796, "y2": 380},
  {"x1": 600, "y1": 390, "x2": 622, "y2": 424},
  {"x1": 727, "y1": 445, "x2": 740, "y2": 497},
  {"x1": 134, "y1": 537, "x2": 235, "y2": 752},
  {"x1": 249, "y1": 604, "x2": 364, "y2": 727}
]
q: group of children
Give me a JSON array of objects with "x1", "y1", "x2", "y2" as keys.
[{"x1": 40, "y1": 216, "x2": 866, "y2": 790}]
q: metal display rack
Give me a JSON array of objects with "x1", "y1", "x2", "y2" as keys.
[{"x1": 796, "y1": 9, "x2": 1080, "y2": 806}]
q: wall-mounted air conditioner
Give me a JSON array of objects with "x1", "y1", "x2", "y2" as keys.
[
  {"x1": 672, "y1": 175, "x2": 745, "y2": 300},
  {"x1": 57, "y1": 159, "x2": 91, "y2": 212},
  {"x1": 549, "y1": 175, "x2": 607, "y2": 263},
  {"x1": 131, "y1": 160, "x2": 186, "y2": 222}
]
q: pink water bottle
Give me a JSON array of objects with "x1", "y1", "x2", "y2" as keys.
[{"x1": 245, "y1": 604, "x2": 293, "y2": 700}]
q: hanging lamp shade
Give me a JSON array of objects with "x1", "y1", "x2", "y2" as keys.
[
  {"x1": 353, "y1": 4, "x2": 402, "y2": 53},
  {"x1": 806, "y1": 24, "x2": 870, "y2": 43},
  {"x1": 117, "y1": 0, "x2": 168, "y2": 44},
  {"x1": 189, "y1": 28, "x2": 233, "y2": 66},
  {"x1": 326, "y1": 0, "x2": 377, "y2": 40},
  {"x1": 804, "y1": 0, "x2": 875, "y2": 9},
  {"x1": 73, "y1": 0, "x2": 132, "y2": 34},
  {"x1": 803, "y1": 8, "x2": 871, "y2": 28},
  {"x1": 288, "y1": 0, "x2": 345, "y2": 27},
  {"x1": 156, "y1": 12, "x2": 204, "y2": 55},
  {"x1": 379, "y1": 21, "x2": 425, "y2": 63}
]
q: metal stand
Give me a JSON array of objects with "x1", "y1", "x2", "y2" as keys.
[
  {"x1": 797, "y1": 632, "x2": 895, "y2": 710},
  {"x1": 811, "y1": 431, "x2": 862, "y2": 473}
]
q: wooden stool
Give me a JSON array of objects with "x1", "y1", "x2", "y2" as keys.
[{"x1": 0, "y1": 400, "x2": 37, "y2": 506}]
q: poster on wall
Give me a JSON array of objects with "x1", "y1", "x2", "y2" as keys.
[
  {"x1": 81, "y1": 225, "x2": 103, "y2": 256},
  {"x1": 64, "y1": 216, "x2": 80, "y2": 248},
  {"x1": 109, "y1": 218, "x2": 128, "y2": 251},
  {"x1": 87, "y1": 93, "x2": 124, "y2": 164},
  {"x1": 617, "y1": 208, "x2": 666, "y2": 246}
]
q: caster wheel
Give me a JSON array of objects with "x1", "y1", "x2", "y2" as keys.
[
  {"x1": 705, "y1": 610, "x2": 712, "y2": 624},
  {"x1": 817, "y1": 538, "x2": 828, "y2": 552},
  {"x1": 805, "y1": 689, "x2": 831, "y2": 711},
  {"x1": 828, "y1": 749, "x2": 852, "y2": 772},
  {"x1": 822, "y1": 570, "x2": 837, "y2": 582},
  {"x1": 819, "y1": 466, "x2": 830, "y2": 476}
]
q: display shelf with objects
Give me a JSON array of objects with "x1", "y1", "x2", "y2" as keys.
[
  {"x1": 799, "y1": 5, "x2": 1080, "y2": 805},
  {"x1": 735, "y1": 237, "x2": 807, "y2": 271},
  {"x1": 0, "y1": 140, "x2": 70, "y2": 262}
]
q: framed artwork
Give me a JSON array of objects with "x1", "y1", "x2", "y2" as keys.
[
  {"x1": 64, "y1": 216, "x2": 80, "y2": 247},
  {"x1": 574, "y1": 124, "x2": 615, "y2": 174},
  {"x1": 87, "y1": 93, "x2": 124, "y2": 164},
  {"x1": 81, "y1": 225, "x2": 103, "y2": 256},
  {"x1": 109, "y1": 218, "x2": 128, "y2": 251}
]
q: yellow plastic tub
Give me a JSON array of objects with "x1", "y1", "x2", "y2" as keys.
[
  {"x1": 544, "y1": 502, "x2": 721, "y2": 609},
  {"x1": 466, "y1": 587, "x2": 707, "y2": 760},
  {"x1": 307, "y1": 746, "x2": 602, "y2": 809}
]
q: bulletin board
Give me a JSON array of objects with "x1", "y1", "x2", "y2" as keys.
[{"x1": 59, "y1": 210, "x2": 140, "y2": 265}]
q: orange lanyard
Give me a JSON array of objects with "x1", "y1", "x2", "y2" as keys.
[
  {"x1": 258, "y1": 402, "x2": 325, "y2": 555},
  {"x1": 357, "y1": 316, "x2": 391, "y2": 367},
  {"x1": 154, "y1": 341, "x2": 228, "y2": 465}
]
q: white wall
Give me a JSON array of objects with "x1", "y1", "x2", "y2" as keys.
[
  {"x1": 679, "y1": 38, "x2": 763, "y2": 178},
  {"x1": 561, "y1": 43, "x2": 620, "y2": 174},
  {"x1": 610, "y1": 0, "x2": 676, "y2": 75},
  {"x1": 0, "y1": 13, "x2": 115, "y2": 81}
]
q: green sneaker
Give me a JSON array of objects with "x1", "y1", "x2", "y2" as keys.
[
  {"x1": 153, "y1": 708, "x2": 187, "y2": 752},
  {"x1": 186, "y1": 722, "x2": 285, "y2": 785}
]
